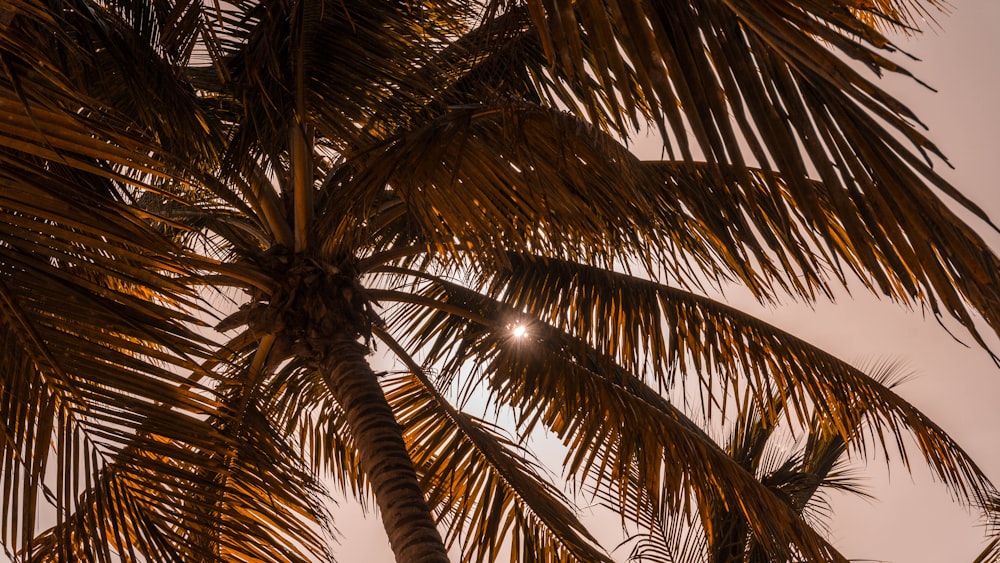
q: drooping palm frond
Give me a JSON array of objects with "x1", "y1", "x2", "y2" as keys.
[
  {"x1": 377, "y1": 328, "x2": 613, "y2": 563},
  {"x1": 25, "y1": 407, "x2": 336, "y2": 563},
  {"x1": 1, "y1": 0, "x2": 220, "y2": 171},
  {"x1": 0, "y1": 5, "x2": 336, "y2": 558},
  {"x1": 178, "y1": 0, "x2": 472, "y2": 170},
  {"x1": 246, "y1": 321, "x2": 613, "y2": 563},
  {"x1": 472, "y1": 255, "x2": 995, "y2": 504},
  {"x1": 850, "y1": 0, "x2": 949, "y2": 32},
  {"x1": 0, "y1": 162, "x2": 344, "y2": 561},
  {"x1": 510, "y1": 0, "x2": 962, "y2": 194},
  {"x1": 436, "y1": 0, "x2": 1000, "y2": 352},
  {"x1": 0, "y1": 147, "x2": 227, "y2": 561},
  {"x1": 323, "y1": 100, "x2": 1000, "y2": 361},
  {"x1": 622, "y1": 364, "x2": 906, "y2": 563},
  {"x1": 479, "y1": 336, "x2": 849, "y2": 563},
  {"x1": 20, "y1": 329, "x2": 342, "y2": 563},
  {"x1": 375, "y1": 274, "x2": 852, "y2": 561},
  {"x1": 369, "y1": 261, "x2": 995, "y2": 556}
]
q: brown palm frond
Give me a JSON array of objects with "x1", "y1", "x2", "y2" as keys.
[
  {"x1": 507, "y1": 0, "x2": 955, "y2": 173},
  {"x1": 0, "y1": 242, "x2": 248, "y2": 561},
  {"x1": 638, "y1": 159, "x2": 1000, "y2": 351},
  {"x1": 625, "y1": 365, "x2": 907, "y2": 562},
  {"x1": 3, "y1": 0, "x2": 996, "y2": 560},
  {"x1": 337, "y1": 102, "x2": 1000, "y2": 359},
  {"x1": 22, "y1": 332, "x2": 339, "y2": 563},
  {"x1": 1, "y1": 0, "x2": 220, "y2": 170},
  {"x1": 466, "y1": 255, "x2": 995, "y2": 506},
  {"x1": 0, "y1": 12, "x2": 243, "y2": 553},
  {"x1": 977, "y1": 494, "x2": 1000, "y2": 563},
  {"x1": 190, "y1": 0, "x2": 468, "y2": 167},
  {"x1": 487, "y1": 1, "x2": 999, "y2": 332},
  {"x1": 374, "y1": 264, "x2": 994, "y2": 521},
  {"x1": 848, "y1": 0, "x2": 949, "y2": 33},
  {"x1": 489, "y1": 333, "x2": 848, "y2": 562},
  {"x1": 319, "y1": 102, "x2": 716, "y2": 277},
  {"x1": 376, "y1": 327, "x2": 613, "y2": 563},
  {"x1": 0, "y1": 173, "x2": 231, "y2": 559},
  {"x1": 378, "y1": 276, "x2": 856, "y2": 561},
  {"x1": 26, "y1": 402, "x2": 335, "y2": 563}
]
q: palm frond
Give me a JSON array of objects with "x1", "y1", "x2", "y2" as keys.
[
  {"x1": 21, "y1": 328, "x2": 340, "y2": 562},
  {"x1": 493, "y1": 338, "x2": 847, "y2": 562},
  {"x1": 639, "y1": 157, "x2": 1000, "y2": 357},
  {"x1": 0, "y1": 187, "x2": 231, "y2": 559},
  {"x1": 191, "y1": 0, "x2": 467, "y2": 165},
  {"x1": 339, "y1": 103, "x2": 1000, "y2": 359},
  {"x1": 976, "y1": 492, "x2": 1000, "y2": 563},
  {"x1": 370, "y1": 262, "x2": 995, "y2": 559},
  {"x1": 378, "y1": 274, "x2": 856, "y2": 561},
  {"x1": 238, "y1": 341, "x2": 374, "y2": 502},
  {"x1": 377, "y1": 327, "x2": 612, "y2": 563},
  {"x1": 3, "y1": 0, "x2": 996, "y2": 560},
  {"x1": 26, "y1": 402, "x2": 335, "y2": 563},
  {"x1": 467, "y1": 255, "x2": 995, "y2": 507},
  {"x1": 509, "y1": 0, "x2": 958, "y2": 188},
  {"x1": 2, "y1": 0, "x2": 219, "y2": 169},
  {"x1": 626, "y1": 509, "x2": 707, "y2": 563},
  {"x1": 319, "y1": 102, "x2": 716, "y2": 277}
]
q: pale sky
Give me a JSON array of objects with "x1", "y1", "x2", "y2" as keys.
[
  {"x1": 818, "y1": 3, "x2": 1000, "y2": 560},
  {"x1": 331, "y1": 3, "x2": 1000, "y2": 562}
]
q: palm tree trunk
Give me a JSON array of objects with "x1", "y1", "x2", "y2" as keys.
[{"x1": 319, "y1": 336, "x2": 450, "y2": 563}]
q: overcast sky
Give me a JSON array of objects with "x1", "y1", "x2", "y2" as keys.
[{"x1": 328, "y1": 3, "x2": 1000, "y2": 562}]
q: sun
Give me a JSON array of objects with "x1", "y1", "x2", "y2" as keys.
[{"x1": 511, "y1": 324, "x2": 528, "y2": 338}]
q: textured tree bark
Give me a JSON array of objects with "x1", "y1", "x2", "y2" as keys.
[{"x1": 320, "y1": 336, "x2": 450, "y2": 563}]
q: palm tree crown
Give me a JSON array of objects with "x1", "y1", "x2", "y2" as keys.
[{"x1": 1, "y1": 0, "x2": 998, "y2": 561}]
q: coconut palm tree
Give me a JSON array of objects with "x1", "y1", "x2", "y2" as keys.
[{"x1": 2, "y1": 0, "x2": 999, "y2": 561}]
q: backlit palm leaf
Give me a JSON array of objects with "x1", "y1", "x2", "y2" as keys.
[
  {"x1": 3, "y1": 0, "x2": 998, "y2": 560},
  {"x1": 473, "y1": 256, "x2": 993, "y2": 504},
  {"x1": 378, "y1": 275, "x2": 853, "y2": 560},
  {"x1": 373, "y1": 267, "x2": 992, "y2": 556},
  {"x1": 379, "y1": 329, "x2": 612, "y2": 563},
  {"x1": 345, "y1": 102, "x2": 1000, "y2": 347}
]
